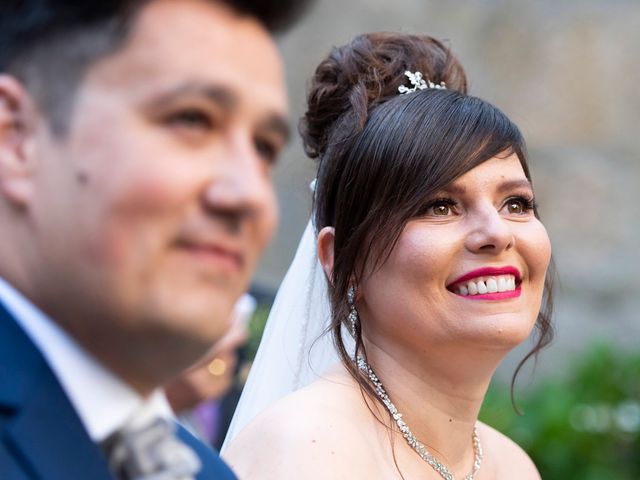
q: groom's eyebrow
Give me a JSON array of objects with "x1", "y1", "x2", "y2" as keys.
[
  {"x1": 145, "y1": 83, "x2": 237, "y2": 108},
  {"x1": 142, "y1": 81, "x2": 291, "y2": 144}
]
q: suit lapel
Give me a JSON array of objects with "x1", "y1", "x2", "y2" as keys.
[
  {"x1": 177, "y1": 424, "x2": 237, "y2": 479},
  {"x1": 0, "y1": 303, "x2": 113, "y2": 480},
  {"x1": 0, "y1": 299, "x2": 236, "y2": 480}
]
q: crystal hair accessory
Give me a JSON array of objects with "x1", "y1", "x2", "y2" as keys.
[{"x1": 398, "y1": 70, "x2": 446, "y2": 95}]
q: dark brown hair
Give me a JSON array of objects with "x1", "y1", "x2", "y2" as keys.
[{"x1": 300, "y1": 32, "x2": 554, "y2": 407}]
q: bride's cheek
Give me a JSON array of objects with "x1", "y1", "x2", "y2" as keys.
[{"x1": 521, "y1": 221, "x2": 552, "y2": 284}]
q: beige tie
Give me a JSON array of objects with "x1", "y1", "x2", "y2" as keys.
[{"x1": 102, "y1": 417, "x2": 201, "y2": 480}]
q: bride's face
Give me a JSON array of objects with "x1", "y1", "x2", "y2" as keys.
[{"x1": 358, "y1": 154, "x2": 551, "y2": 353}]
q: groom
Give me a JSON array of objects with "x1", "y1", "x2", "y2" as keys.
[{"x1": 0, "y1": 0, "x2": 308, "y2": 478}]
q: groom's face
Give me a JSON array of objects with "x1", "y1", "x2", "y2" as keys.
[{"x1": 26, "y1": 0, "x2": 286, "y2": 348}]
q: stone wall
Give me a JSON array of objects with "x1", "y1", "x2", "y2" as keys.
[{"x1": 253, "y1": 0, "x2": 640, "y2": 374}]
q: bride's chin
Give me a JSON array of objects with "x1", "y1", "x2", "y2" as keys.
[
  {"x1": 407, "y1": 316, "x2": 536, "y2": 359},
  {"x1": 453, "y1": 322, "x2": 537, "y2": 352}
]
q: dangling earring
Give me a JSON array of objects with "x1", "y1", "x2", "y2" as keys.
[{"x1": 347, "y1": 285, "x2": 359, "y2": 338}]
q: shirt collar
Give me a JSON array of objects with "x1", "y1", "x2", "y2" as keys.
[{"x1": 0, "y1": 276, "x2": 173, "y2": 442}]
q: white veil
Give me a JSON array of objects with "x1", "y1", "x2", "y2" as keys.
[{"x1": 222, "y1": 218, "x2": 347, "y2": 450}]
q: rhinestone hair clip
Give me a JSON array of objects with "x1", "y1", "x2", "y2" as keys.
[{"x1": 398, "y1": 70, "x2": 446, "y2": 95}]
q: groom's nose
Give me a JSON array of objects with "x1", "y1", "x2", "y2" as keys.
[{"x1": 201, "y1": 130, "x2": 278, "y2": 238}]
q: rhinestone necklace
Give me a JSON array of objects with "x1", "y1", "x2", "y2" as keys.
[{"x1": 356, "y1": 356, "x2": 483, "y2": 480}]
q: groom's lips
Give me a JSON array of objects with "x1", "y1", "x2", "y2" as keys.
[{"x1": 175, "y1": 238, "x2": 244, "y2": 273}]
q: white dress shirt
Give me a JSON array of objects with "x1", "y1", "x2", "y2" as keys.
[{"x1": 0, "y1": 276, "x2": 173, "y2": 442}]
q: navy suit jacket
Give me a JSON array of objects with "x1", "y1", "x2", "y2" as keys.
[{"x1": 0, "y1": 301, "x2": 237, "y2": 479}]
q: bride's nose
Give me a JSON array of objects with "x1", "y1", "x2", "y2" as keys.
[{"x1": 464, "y1": 206, "x2": 514, "y2": 254}]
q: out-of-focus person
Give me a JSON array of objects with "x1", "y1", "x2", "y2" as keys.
[
  {"x1": 0, "y1": 0, "x2": 311, "y2": 478},
  {"x1": 166, "y1": 295, "x2": 255, "y2": 448}
]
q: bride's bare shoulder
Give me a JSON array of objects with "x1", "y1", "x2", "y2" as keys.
[
  {"x1": 223, "y1": 373, "x2": 376, "y2": 479},
  {"x1": 478, "y1": 422, "x2": 541, "y2": 480}
]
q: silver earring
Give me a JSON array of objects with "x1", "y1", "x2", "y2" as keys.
[{"x1": 347, "y1": 285, "x2": 358, "y2": 338}]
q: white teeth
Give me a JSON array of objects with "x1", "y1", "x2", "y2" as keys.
[{"x1": 454, "y1": 274, "x2": 518, "y2": 297}]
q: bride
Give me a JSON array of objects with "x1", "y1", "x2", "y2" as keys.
[{"x1": 223, "y1": 32, "x2": 553, "y2": 479}]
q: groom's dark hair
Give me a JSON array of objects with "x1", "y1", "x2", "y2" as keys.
[{"x1": 0, "y1": 0, "x2": 311, "y2": 133}]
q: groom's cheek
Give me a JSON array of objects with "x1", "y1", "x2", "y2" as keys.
[
  {"x1": 265, "y1": 195, "x2": 279, "y2": 247},
  {"x1": 244, "y1": 188, "x2": 279, "y2": 279},
  {"x1": 259, "y1": 188, "x2": 279, "y2": 252}
]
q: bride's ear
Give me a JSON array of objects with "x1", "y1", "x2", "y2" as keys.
[{"x1": 317, "y1": 226, "x2": 335, "y2": 284}]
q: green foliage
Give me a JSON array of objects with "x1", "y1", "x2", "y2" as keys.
[
  {"x1": 245, "y1": 302, "x2": 270, "y2": 360},
  {"x1": 480, "y1": 343, "x2": 640, "y2": 479},
  {"x1": 242, "y1": 303, "x2": 639, "y2": 478}
]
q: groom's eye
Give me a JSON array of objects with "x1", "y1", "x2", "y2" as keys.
[
  {"x1": 164, "y1": 108, "x2": 217, "y2": 132},
  {"x1": 254, "y1": 137, "x2": 279, "y2": 166}
]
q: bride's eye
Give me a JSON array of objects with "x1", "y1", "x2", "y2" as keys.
[
  {"x1": 420, "y1": 198, "x2": 458, "y2": 217},
  {"x1": 503, "y1": 195, "x2": 536, "y2": 215},
  {"x1": 432, "y1": 204, "x2": 451, "y2": 216}
]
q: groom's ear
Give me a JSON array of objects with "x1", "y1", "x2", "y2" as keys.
[
  {"x1": 317, "y1": 226, "x2": 335, "y2": 284},
  {"x1": 0, "y1": 75, "x2": 38, "y2": 208}
]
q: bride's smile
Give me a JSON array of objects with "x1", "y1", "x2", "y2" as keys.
[{"x1": 447, "y1": 269, "x2": 520, "y2": 299}]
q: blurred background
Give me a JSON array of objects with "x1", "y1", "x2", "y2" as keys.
[{"x1": 243, "y1": 0, "x2": 639, "y2": 477}]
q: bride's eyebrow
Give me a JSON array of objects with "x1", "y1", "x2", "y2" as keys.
[
  {"x1": 434, "y1": 178, "x2": 533, "y2": 197},
  {"x1": 496, "y1": 179, "x2": 533, "y2": 194},
  {"x1": 437, "y1": 184, "x2": 466, "y2": 196}
]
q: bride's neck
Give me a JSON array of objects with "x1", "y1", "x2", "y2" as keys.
[{"x1": 360, "y1": 340, "x2": 503, "y2": 472}]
